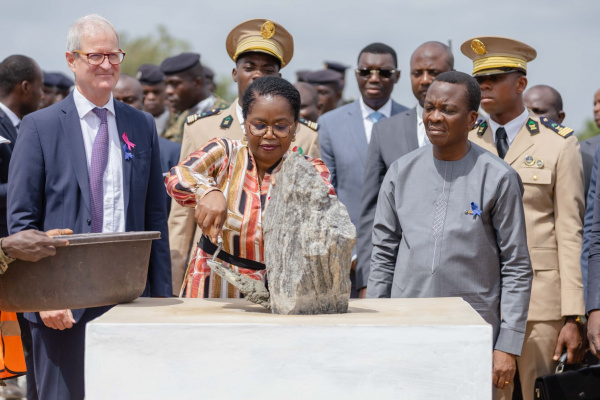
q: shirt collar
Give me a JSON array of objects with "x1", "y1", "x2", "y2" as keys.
[
  {"x1": 235, "y1": 100, "x2": 245, "y2": 133},
  {"x1": 416, "y1": 103, "x2": 424, "y2": 125},
  {"x1": 73, "y1": 88, "x2": 115, "y2": 120},
  {"x1": 0, "y1": 102, "x2": 20, "y2": 127},
  {"x1": 359, "y1": 97, "x2": 393, "y2": 120},
  {"x1": 488, "y1": 107, "x2": 529, "y2": 144}
]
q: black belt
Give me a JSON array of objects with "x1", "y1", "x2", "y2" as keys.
[{"x1": 199, "y1": 236, "x2": 266, "y2": 271}]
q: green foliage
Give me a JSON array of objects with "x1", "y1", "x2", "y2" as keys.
[
  {"x1": 577, "y1": 119, "x2": 600, "y2": 141},
  {"x1": 118, "y1": 25, "x2": 191, "y2": 76},
  {"x1": 213, "y1": 74, "x2": 237, "y2": 104}
]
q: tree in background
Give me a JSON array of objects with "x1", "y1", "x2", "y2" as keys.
[
  {"x1": 577, "y1": 119, "x2": 600, "y2": 141},
  {"x1": 119, "y1": 25, "x2": 191, "y2": 76},
  {"x1": 118, "y1": 25, "x2": 237, "y2": 104}
]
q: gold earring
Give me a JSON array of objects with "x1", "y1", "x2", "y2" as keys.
[{"x1": 242, "y1": 136, "x2": 248, "y2": 144}]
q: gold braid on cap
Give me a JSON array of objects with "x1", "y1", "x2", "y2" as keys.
[
  {"x1": 473, "y1": 56, "x2": 527, "y2": 74},
  {"x1": 233, "y1": 37, "x2": 285, "y2": 67}
]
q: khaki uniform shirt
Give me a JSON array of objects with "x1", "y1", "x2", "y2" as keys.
[
  {"x1": 468, "y1": 114, "x2": 585, "y2": 320},
  {"x1": 167, "y1": 98, "x2": 321, "y2": 294}
]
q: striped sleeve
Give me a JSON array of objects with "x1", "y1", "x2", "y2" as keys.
[{"x1": 165, "y1": 138, "x2": 232, "y2": 207}]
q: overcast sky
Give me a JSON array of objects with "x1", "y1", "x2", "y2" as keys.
[{"x1": 3, "y1": 0, "x2": 599, "y2": 133}]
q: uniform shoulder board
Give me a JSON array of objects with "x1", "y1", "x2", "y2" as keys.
[
  {"x1": 299, "y1": 118, "x2": 319, "y2": 131},
  {"x1": 186, "y1": 108, "x2": 222, "y2": 125},
  {"x1": 474, "y1": 119, "x2": 488, "y2": 136},
  {"x1": 525, "y1": 118, "x2": 540, "y2": 135},
  {"x1": 539, "y1": 117, "x2": 574, "y2": 138}
]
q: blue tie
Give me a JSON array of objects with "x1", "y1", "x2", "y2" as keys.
[{"x1": 368, "y1": 111, "x2": 384, "y2": 123}]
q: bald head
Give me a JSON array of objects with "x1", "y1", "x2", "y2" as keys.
[
  {"x1": 113, "y1": 74, "x2": 143, "y2": 110},
  {"x1": 524, "y1": 84, "x2": 565, "y2": 124},
  {"x1": 294, "y1": 82, "x2": 322, "y2": 122},
  {"x1": 410, "y1": 41, "x2": 454, "y2": 106}
]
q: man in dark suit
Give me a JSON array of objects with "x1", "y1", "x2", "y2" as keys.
[
  {"x1": 355, "y1": 41, "x2": 454, "y2": 296},
  {"x1": 7, "y1": 14, "x2": 171, "y2": 399},
  {"x1": 319, "y1": 42, "x2": 407, "y2": 297},
  {"x1": 0, "y1": 55, "x2": 43, "y2": 238},
  {"x1": 0, "y1": 54, "x2": 43, "y2": 400}
]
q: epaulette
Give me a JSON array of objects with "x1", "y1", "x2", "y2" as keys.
[
  {"x1": 474, "y1": 120, "x2": 488, "y2": 136},
  {"x1": 525, "y1": 118, "x2": 540, "y2": 135},
  {"x1": 186, "y1": 108, "x2": 222, "y2": 125},
  {"x1": 299, "y1": 118, "x2": 319, "y2": 131},
  {"x1": 539, "y1": 117, "x2": 574, "y2": 138}
]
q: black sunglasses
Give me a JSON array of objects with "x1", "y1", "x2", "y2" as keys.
[{"x1": 355, "y1": 68, "x2": 397, "y2": 79}]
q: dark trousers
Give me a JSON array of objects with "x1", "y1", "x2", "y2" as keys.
[
  {"x1": 16, "y1": 313, "x2": 37, "y2": 400},
  {"x1": 28, "y1": 308, "x2": 106, "y2": 400}
]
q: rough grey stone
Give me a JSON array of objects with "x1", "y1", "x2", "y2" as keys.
[
  {"x1": 262, "y1": 152, "x2": 355, "y2": 314},
  {"x1": 207, "y1": 259, "x2": 271, "y2": 310}
]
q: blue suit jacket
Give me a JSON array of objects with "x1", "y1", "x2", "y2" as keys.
[
  {"x1": 318, "y1": 99, "x2": 407, "y2": 230},
  {"x1": 158, "y1": 136, "x2": 181, "y2": 216},
  {"x1": 7, "y1": 93, "x2": 172, "y2": 323},
  {"x1": 0, "y1": 108, "x2": 18, "y2": 237}
]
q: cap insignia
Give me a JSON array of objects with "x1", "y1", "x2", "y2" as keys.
[
  {"x1": 261, "y1": 21, "x2": 275, "y2": 39},
  {"x1": 471, "y1": 39, "x2": 487, "y2": 56}
]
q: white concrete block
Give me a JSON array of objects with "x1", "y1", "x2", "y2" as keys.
[{"x1": 85, "y1": 298, "x2": 492, "y2": 400}]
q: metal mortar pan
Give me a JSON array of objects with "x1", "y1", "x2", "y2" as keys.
[{"x1": 0, "y1": 231, "x2": 160, "y2": 312}]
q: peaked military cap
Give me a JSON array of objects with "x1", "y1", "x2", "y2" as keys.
[
  {"x1": 324, "y1": 61, "x2": 350, "y2": 75},
  {"x1": 461, "y1": 36, "x2": 537, "y2": 77},
  {"x1": 226, "y1": 19, "x2": 294, "y2": 68},
  {"x1": 304, "y1": 69, "x2": 343, "y2": 84},
  {"x1": 43, "y1": 71, "x2": 60, "y2": 88},
  {"x1": 54, "y1": 72, "x2": 74, "y2": 90},
  {"x1": 137, "y1": 64, "x2": 165, "y2": 85},
  {"x1": 160, "y1": 52, "x2": 201, "y2": 75}
]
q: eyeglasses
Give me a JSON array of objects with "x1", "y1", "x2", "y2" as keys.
[
  {"x1": 72, "y1": 50, "x2": 126, "y2": 66},
  {"x1": 247, "y1": 121, "x2": 293, "y2": 138},
  {"x1": 355, "y1": 68, "x2": 397, "y2": 79}
]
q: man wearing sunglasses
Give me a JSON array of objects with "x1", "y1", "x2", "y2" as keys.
[
  {"x1": 465, "y1": 36, "x2": 585, "y2": 400},
  {"x1": 318, "y1": 42, "x2": 406, "y2": 296},
  {"x1": 7, "y1": 14, "x2": 171, "y2": 399}
]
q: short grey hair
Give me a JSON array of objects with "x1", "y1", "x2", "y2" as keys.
[{"x1": 66, "y1": 14, "x2": 120, "y2": 52}]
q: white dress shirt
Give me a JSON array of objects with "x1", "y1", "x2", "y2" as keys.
[
  {"x1": 489, "y1": 107, "x2": 529, "y2": 146},
  {"x1": 359, "y1": 97, "x2": 393, "y2": 143},
  {"x1": 0, "y1": 102, "x2": 20, "y2": 128},
  {"x1": 236, "y1": 100, "x2": 246, "y2": 134},
  {"x1": 415, "y1": 104, "x2": 431, "y2": 148},
  {"x1": 73, "y1": 88, "x2": 125, "y2": 233}
]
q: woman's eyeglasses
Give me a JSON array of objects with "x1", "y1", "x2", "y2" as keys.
[
  {"x1": 247, "y1": 121, "x2": 293, "y2": 138},
  {"x1": 355, "y1": 68, "x2": 397, "y2": 79}
]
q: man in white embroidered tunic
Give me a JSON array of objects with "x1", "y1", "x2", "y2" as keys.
[{"x1": 367, "y1": 71, "x2": 533, "y2": 390}]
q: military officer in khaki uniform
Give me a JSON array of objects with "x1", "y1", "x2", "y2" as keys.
[
  {"x1": 463, "y1": 37, "x2": 585, "y2": 400},
  {"x1": 168, "y1": 19, "x2": 321, "y2": 294},
  {"x1": 160, "y1": 52, "x2": 229, "y2": 143}
]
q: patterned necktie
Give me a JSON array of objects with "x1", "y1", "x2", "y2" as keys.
[
  {"x1": 368, "y1": 111, "x2": 384, "y2": 123},
  {"x1": 495, "y1": 127, "x2": 509, "y2": 159},
  {"x1": 90, "y1": 107, "x2": 109, "y2": 233}
]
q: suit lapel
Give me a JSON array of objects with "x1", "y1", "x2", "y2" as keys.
[
  {"x1": 346, "y1": 101, "x2": 368, "y2": 165},
  {"x1": 59, "y1": 94, "x2": 91, "y2": 213},
  {"x1": 0, "y1": 109, "x2": 18, "y2": 147},
  {"x1": 114, "y1": 101, "x2": 133, "y2": 215},
  {"x1": 504, "y1": 123, "x2": 534, "y2": 166}
]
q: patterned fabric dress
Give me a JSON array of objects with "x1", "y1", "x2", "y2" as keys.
[{"x1": 166, "y1": 137, "x2": 335, "y2": 298}]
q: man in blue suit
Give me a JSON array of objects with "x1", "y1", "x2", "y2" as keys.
[
  {"x1": 318, "y1": 42, "x2": 406, "y2": 295},
  {"x1": 7, "y1": 14, "x2": 171, "y2": 399}
]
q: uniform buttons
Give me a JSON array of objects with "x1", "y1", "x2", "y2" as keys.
[{"x1": 533, "y1": 175, "x2": 538, "y2": 181}]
